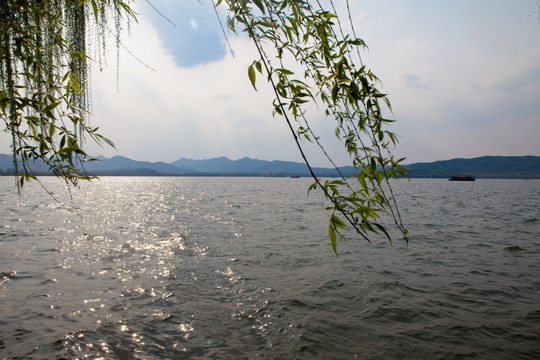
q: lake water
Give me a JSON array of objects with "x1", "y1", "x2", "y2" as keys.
[{"x1": 0, "y1": 177, "x2": 539, "y2": 359}]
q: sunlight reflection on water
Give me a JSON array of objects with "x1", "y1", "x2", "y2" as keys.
[{"x1": 0, "y1": 177, "x2": 539, "y2": 359}]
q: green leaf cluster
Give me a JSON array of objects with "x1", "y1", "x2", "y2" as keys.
[
  {"x1": 1, "y1": 0, "x2": 133, "y2": 191},
  {"x1": 222, "y1": 0, "x2": 408, "y2": 253},
  {"x1": 1, "y1": 0, "x2": 407, "y2": 252}
]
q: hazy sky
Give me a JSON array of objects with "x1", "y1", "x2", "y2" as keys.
[{"x1": 2, "y1": 0, "x2": 539, "y2": 166}]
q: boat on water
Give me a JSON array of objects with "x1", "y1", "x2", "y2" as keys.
[{"x1": 449, "y1": 175, "x2": 475, "y2": 181}]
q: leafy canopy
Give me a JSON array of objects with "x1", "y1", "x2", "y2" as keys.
[
  {"x1": 1, "y1": 0, "x2": 407, "y2": 253},
  {"x1": 223, "y1": 0, "x2": 408, "y2": 252},
  {"x1": 1, "y1": 0, "x2": 134, "y2": 190}
]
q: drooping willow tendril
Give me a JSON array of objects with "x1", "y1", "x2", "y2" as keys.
[
  {"x1": 1, "y1": 0, "x2": 135, "y2": 192},
  {"x1": 2, "y1": 0, "x2": 407, "y2": 252},
  {"x1": 223, "y1": 0, "x2": 408, "y2": 252}
]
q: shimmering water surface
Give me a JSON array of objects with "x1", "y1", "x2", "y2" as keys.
[{"x1": 0, "y1": 177, "x2": 539, "y2": 359}]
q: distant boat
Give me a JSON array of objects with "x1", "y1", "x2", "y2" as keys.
[
  {"x1": 290, "y1": 175, "x2": 300, "y2": 178},
  {"x1": 449, "y1": 175, "x2": 475, "y2": 181}
]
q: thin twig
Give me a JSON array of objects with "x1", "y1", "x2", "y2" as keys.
[{"x1": 145, "y1": 0, "x2": 176, "y2": 27}]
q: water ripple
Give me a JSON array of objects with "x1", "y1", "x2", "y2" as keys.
[{"x1": 0, "y1": 177, "x2": 539, "y2": 358}]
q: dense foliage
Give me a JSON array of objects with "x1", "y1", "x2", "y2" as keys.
[
  {"x1": 223, "y1": 0, "x2": 408, "y2": 250},
  {"x1": 0, "y1": 0, "x2": 134, "y2": 190},
  {"x1": 1, "y1": 0, "x2": 407, "y2": 252}
]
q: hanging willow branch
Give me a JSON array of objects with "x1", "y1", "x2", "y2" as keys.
[
  {"x1": 221, "y1": 0, "x2": 408, "y2": 253},
  {"x1": 1, "y1": 0, "x2": 406, "y2": 252},
  {"x1": 0, "y1": 0, "x2": 134, "y2": 192}
]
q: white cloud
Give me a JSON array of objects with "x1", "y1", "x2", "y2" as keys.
[
  {"x1": 2, "y1": 0, "x2": 539, "y2": 166},
  {"x1": 347, "y1": 0, "x2": 540, "y2": 163},
  {"x1": 86, "y1": 13, "x2": 315, "y2": 164}
]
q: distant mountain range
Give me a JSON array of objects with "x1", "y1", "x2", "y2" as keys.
[
  {"x1": 403, "y1": 156, "x2": 540, "y2": 179},
  {"x1": 0, "y1": 154, "x2": 356, "y2": 177},
  {"x1": 0, "y1": 154, "x2": 539, "y2": 179}
]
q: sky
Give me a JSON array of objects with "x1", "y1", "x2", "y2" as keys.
[{"x1": 2, "y1": 0, "x2": 539, "y2": 166}]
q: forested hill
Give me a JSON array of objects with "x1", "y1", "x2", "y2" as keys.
[
  {"x1": 0, "y1": 154, "x2": 538, "y2": 178},
  {"x1": 0, "y1": 154, "x2": 355, "y2": 177},
  {"x1": 403, "y1": 156, "x2": 540, "y2": 179}
]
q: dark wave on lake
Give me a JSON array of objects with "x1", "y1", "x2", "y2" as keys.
[{"x1": 0, "y1": 177, "x2": 539, "y2": 359}]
